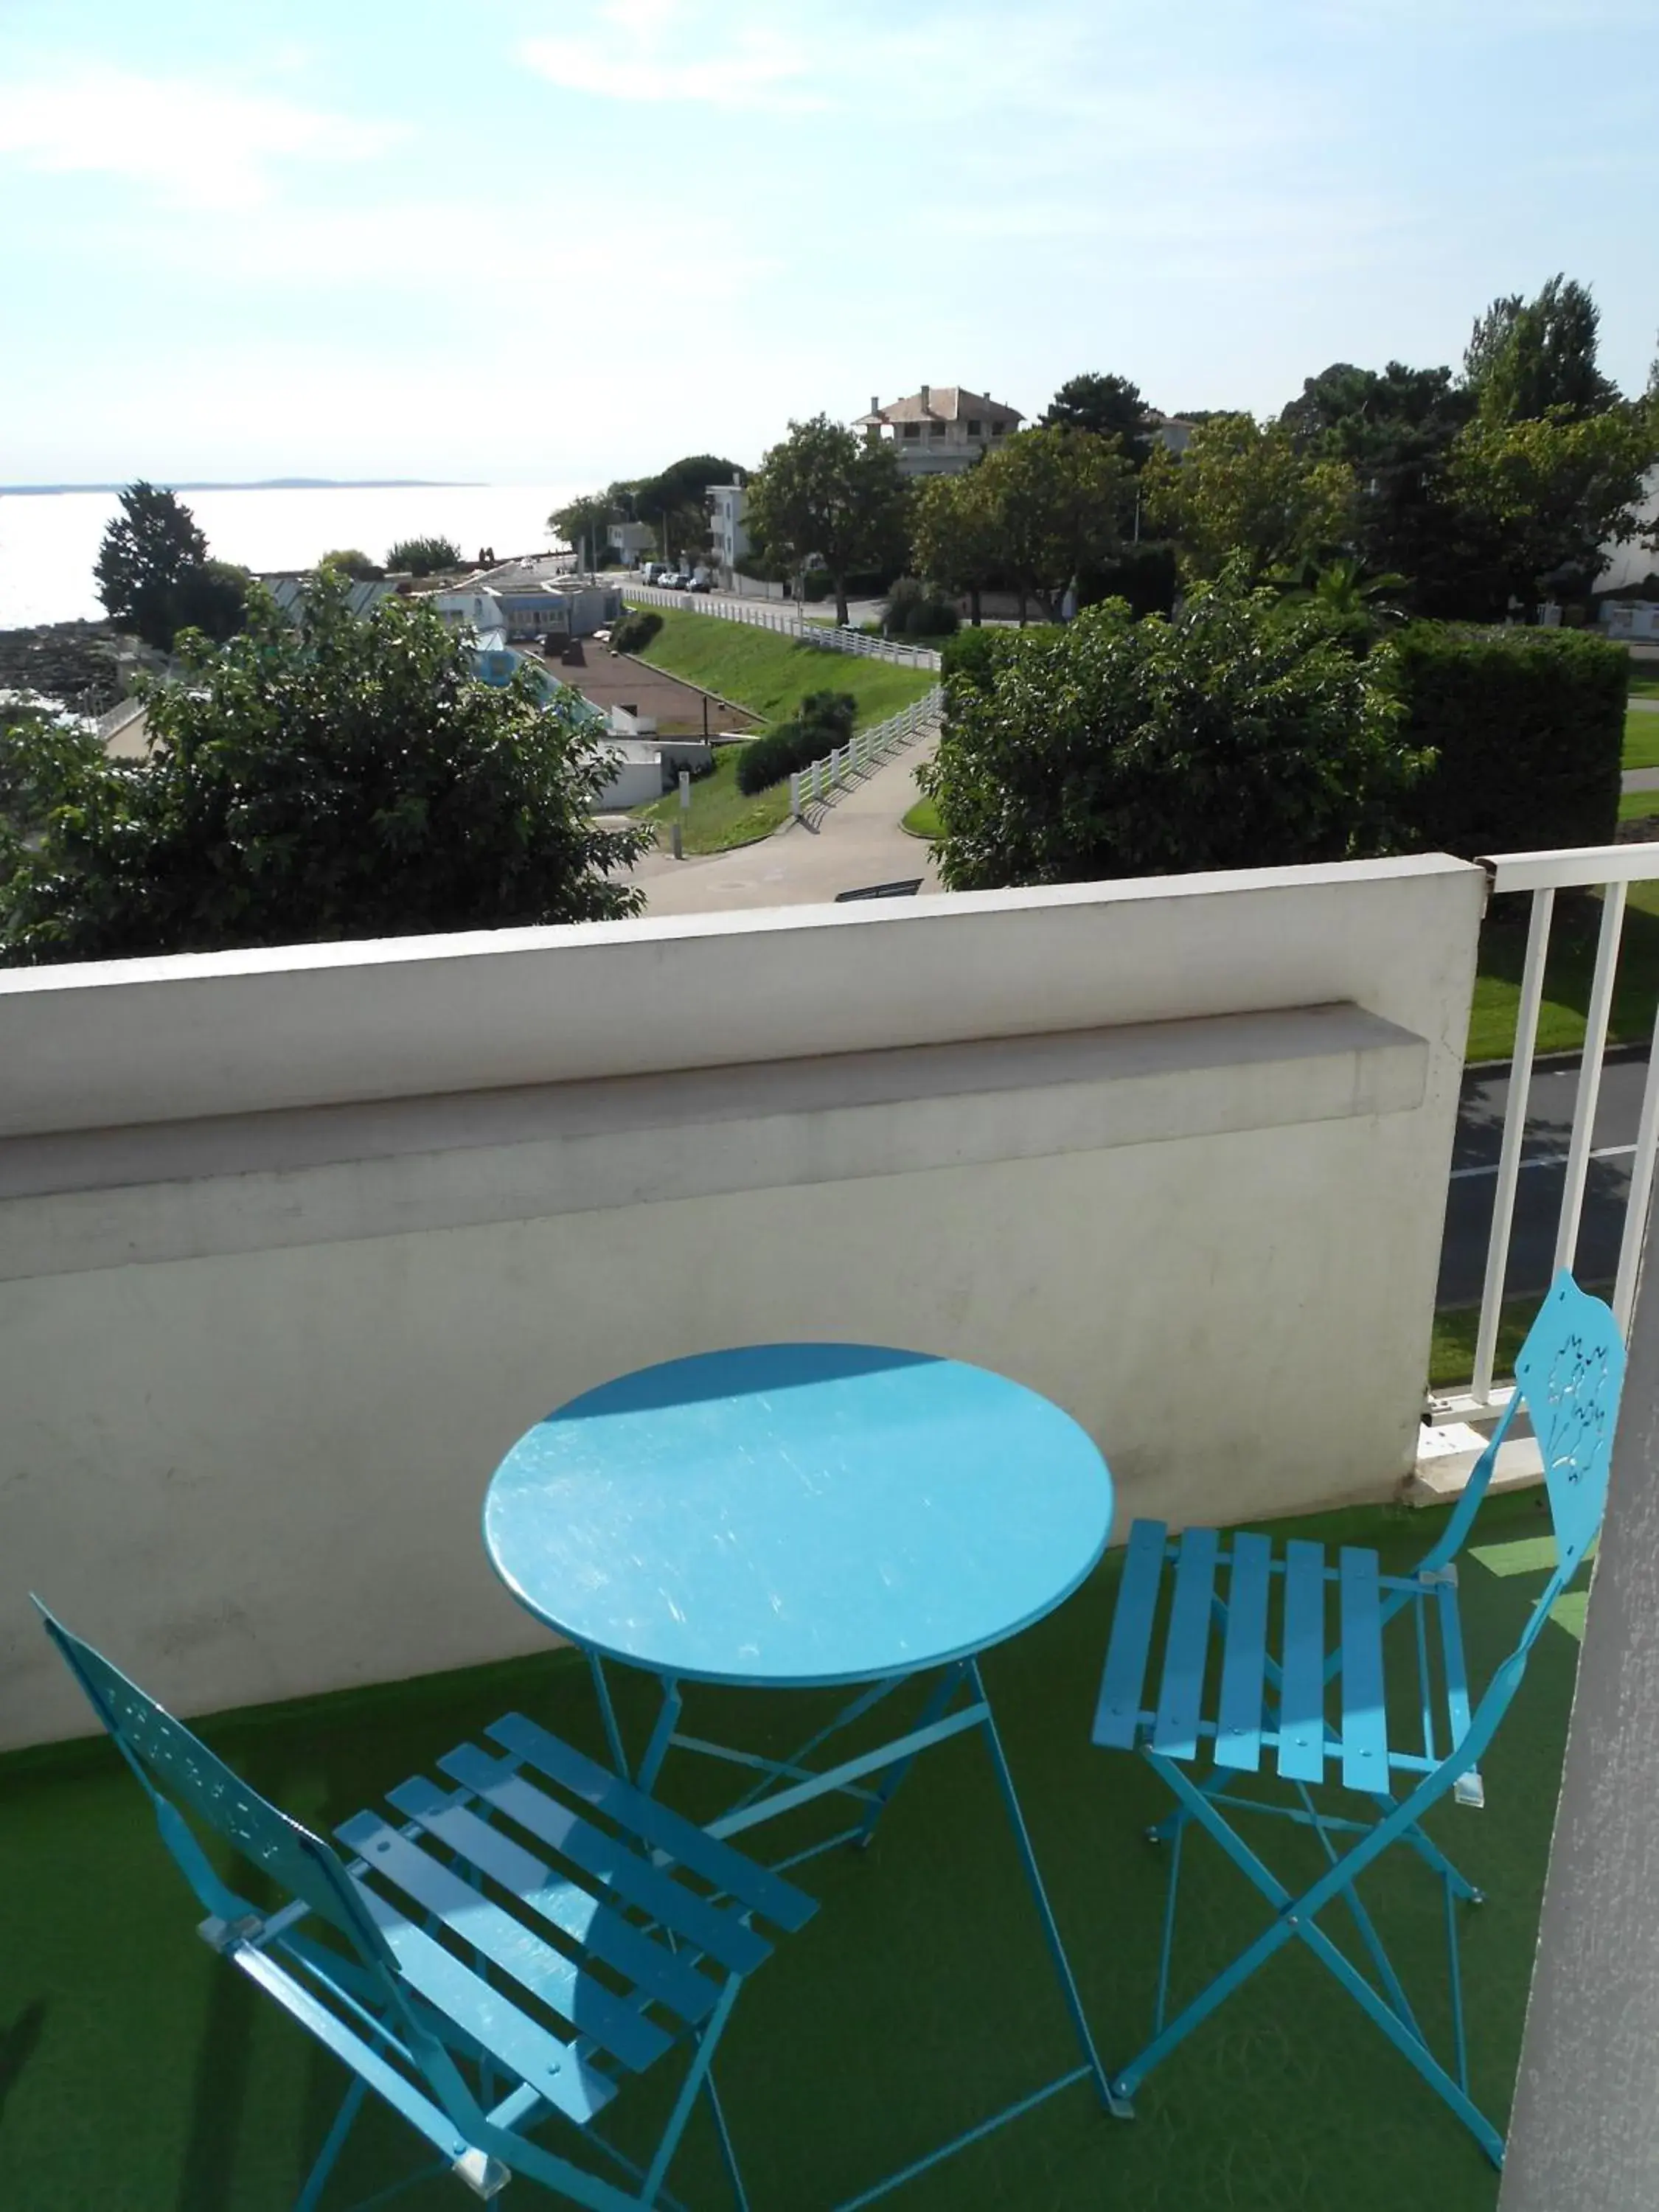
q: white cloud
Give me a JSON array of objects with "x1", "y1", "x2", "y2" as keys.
[
  {"x1": 521, "y1": 0, "x2": 821, "y2": 111},
  {"x1": 0, "y1": 70, "x2": 399, "y2": 208}
]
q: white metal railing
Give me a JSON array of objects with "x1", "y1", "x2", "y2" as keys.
[
  {"x1": 787, "y1": 688, "x2": 942, "y2": 818},
  {"x1": 622, "y1": 584, "x2": 942, "y2": 670},
  {"x1": 1450, "y1": 841, "x2": 1659, "y2": 1416}
]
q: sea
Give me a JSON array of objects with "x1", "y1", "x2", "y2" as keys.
[{"x1": 0, "y1": 483, "x2": 582, "y2": 630}]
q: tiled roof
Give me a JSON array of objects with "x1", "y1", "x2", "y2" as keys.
[{"x1": 856, "y1": 386, "x2": 1023, "y2": 427}]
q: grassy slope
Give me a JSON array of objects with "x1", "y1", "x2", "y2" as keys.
[
  {"x1": 636, "y1": 750, "x2": 792, "y2": 854},
  {"x1": 627, "y1": 606, "x2": 936, "y2": 730}
]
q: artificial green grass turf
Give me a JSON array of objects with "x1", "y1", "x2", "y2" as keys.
[
  {"x1": 624, "y1": 605, "x2": 936, "y2": 732},
  {"x1": 0, "y1": 1492, "x2": 1574, "y2": 2211}
]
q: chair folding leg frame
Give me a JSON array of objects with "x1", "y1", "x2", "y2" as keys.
[{"x1": 1117, "y1": 1750, "x2": 1504, "y2": 2167}]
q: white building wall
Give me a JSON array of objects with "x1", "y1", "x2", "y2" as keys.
[{"x1": 0, "y1": 858, "x2": 1485, "y2": 1750}]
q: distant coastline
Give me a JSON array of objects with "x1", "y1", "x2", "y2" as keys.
[{"x1": 0, "y1": 479, "x2": 477, "y2": 496}]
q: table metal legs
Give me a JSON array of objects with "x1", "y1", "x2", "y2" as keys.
[{"x1": 588, "y1": 1654, "x2": 1119, "y2": 2207}]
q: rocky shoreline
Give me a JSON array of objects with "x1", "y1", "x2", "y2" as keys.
[{"x1": 0, "y1": 620, "x2": 137, "y2": 714}]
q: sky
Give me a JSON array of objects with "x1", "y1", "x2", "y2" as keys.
[{"x1": 0, "y1": 0, "x2": 1653, "y2": 490}]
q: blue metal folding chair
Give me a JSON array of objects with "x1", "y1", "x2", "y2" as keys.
[
  {"x1": 38, "y1": 1605, "x2": 815, "y2": 2210},
  {"x1": 1091, "y1": 1269, "x2": 1624, "y2": 2167}
]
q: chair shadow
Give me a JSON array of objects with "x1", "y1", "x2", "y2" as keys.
[{"x1": 0, "y1": 2000, "x2": 48, "y2": 2130}]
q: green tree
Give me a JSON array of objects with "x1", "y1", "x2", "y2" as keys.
[
  {"x1": 745, "y1": 417, "x2": 910, "y2": 625},
  {"x1": 919, "y1": 575, "x2": 1422, "y2": 892},
  {"x1": 93, "y1": 481, "x2": 212, "y2": 650},
  {"x1": 317, "y1": 548, "x2": 383, "y2": 580},
  {"x1": 1043, "y1": 374, "x2": 1155, "y2": 468},
  {"x1": 549, "y1": 493, "x2": 619, "y2": 568},
  {"x1": 1464, "y1": 275, "x2": 1621, "y2": 423},
  {"x1": 170, "y1": 558, "x2": 252, "y2": 643},
  {"x1": 386, "y1": 534, "x2": 462, "y2": 577},
  {"x1": 1436, "y1": 406, "x2": 1658, "y2": 611},
  {"x1": 1280, "y1": 360, "x2": 1473, "y2": 594},
  {"x1": 1, "y1": 574, "x2": 647, "y2": 964},
  {"x1": 624, "y1": 454, "x2": 743, "y2": 563},
  {"x1": 1, "y1": 703, "x2": 105, "y2": 850},
  {"x1": 973, "y1": 425, "x2": 1135, "y2": 621},
  {"x1": 1144, "y1": 414, "x2": 1357, "y2": 581},
  {"x1": 912, "y1": 466, "x2": 1005, "y2": 624}
]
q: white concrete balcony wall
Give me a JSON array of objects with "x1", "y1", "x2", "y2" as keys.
[{"x1": 0, "y1": 855, "x2": 1485, "y2": 1750}]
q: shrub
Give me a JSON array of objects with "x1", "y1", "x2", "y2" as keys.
[
  {"x1": 735, "y1": 689, "x2": 858, "y2": 794},
  {"x1": 610, "y1": 608, "x2": 664, "y2": 654},
  {"x1": 884, "y1": 577, "x2": 960, "y2": 639},
  {"x1": 318, "y1": 548, "x2": 384, "y2": 580},
  {"x1": 921, "y1": 577, "x2": 1425, "y2": 891},
  {"x1": 1382, "y1": 623, "x2": 1626, "y2": 856},
  {"x1": 386, "y1": 535, "x2": 462, "y2": 577},
  {"x1": 801, "y1": 568, "x2": 834, "y2": 602}
]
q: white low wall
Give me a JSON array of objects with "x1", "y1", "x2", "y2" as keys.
[{"x1": 0, "y1": 856, "x2": 1486, "y2": 1749}]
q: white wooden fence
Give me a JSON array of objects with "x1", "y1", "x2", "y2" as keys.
[
  {"x1": 787, "y1": 688, "x2": 942, "y2": 819},
  {"x1": 622, "y1": 584, "x2": 942, "y2": 671},
  {"x1": 1439, "y1": 839, "x2": 1659, "y2": 1417}
]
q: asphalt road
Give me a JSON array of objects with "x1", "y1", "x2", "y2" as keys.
[{"x1": 1439, "y1": 1048, "x2": 1649, "y2": 1304}]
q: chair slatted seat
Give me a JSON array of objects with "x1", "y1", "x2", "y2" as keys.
[
  {"x1": 1091, "y1": 1271, "x2": 1624, "y2": 2171},
  {"x1": 38, "y1": 1621, "x2": 815, "y2": 2211}
]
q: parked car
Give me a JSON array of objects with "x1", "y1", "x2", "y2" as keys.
[
  {"x1": 660, "y1": 572, "x2": 687, "y2": 591},
  {"x1": 686, "y1": 576, "x2": 712, "y2": 594},
  {"x1": 641, "y1": 563, "x2": 666, "y2": 584}
]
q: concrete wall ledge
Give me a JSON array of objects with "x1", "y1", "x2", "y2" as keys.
[
  {"x1": 0, "y1": 1001, "x2": 1425, "y2": 1281},
  {"x1": 0, "y1": 855, "x2": 1479, "y2": 1138}
]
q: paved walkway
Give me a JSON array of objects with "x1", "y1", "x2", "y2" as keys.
[{"x1": 629, "y1": 732, "x2": 940, "y2": 915}]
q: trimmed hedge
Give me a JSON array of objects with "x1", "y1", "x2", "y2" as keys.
[
  {"x1": 1385, "y1": 624, "x2": 1626, "y2": 857},
  {"x1": 736, "y1": 689, "x2": 857, "y2": 794},
  {"x1": 609, "y1": 608, "x2": 663, "y2": 654}
]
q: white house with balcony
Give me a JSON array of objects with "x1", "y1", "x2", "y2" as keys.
[
  {"x1": 707, "y1": 480, "x2": 751, "y2": 583},
  {"x1": 857, "y1": 385, "x2": 1024, "y2": 476}
]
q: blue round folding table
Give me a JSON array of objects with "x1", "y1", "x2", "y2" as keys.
[{"x1": 484, "y1": 1342, "x2": 1124, "y2": 2199}]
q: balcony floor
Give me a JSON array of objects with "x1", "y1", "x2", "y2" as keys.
[{"x1": 0, "y1": 1494, "x2": 1581, "y2": 2211}]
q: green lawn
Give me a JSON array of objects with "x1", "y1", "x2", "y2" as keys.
[
  {"x1": 1467, "y1": 886, "x2": 1659, "y2": 1061},
  {"x1": 1431, "y1": 1293, "x2": 1545, "y2": 1391},
  {"x1": 634, "y1": 747, "x2": 791, "y2": 854},
  {"x1": 902, "y1": 795, "x2": 942, "y2": 841},
  {"x1": 1624, "y1": 706, "x2": 1659, "y2": 770},
  {"x1": 1629, "y1": 672, "x2": 1659, "y2": 700},
  {"x1": 1459, "y1": 706, "x2": 1659, "y2": 1060},
  {"x1": 625, "y1": 605, "x2": 936, "y2": 731}
]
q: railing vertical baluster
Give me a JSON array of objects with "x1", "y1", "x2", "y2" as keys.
[
  {"x1": 1473, "y1": 886, "x2": 1555, "y2": 1404},
  {"x1": 1554, "y1": 882, "x2": 1628, "y2": 1275}
]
